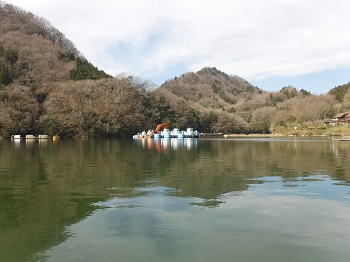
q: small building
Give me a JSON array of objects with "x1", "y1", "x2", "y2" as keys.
[{"x1": 332, "y1": 112, "x2": 350, "y2": 122}]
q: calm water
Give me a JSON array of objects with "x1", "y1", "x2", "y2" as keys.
[{"x1": 1, "y1": 137, "x2": 350, "y2": 262}]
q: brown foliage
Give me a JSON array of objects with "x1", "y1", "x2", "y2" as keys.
[
  {"x1": 0, "y1": 84, "x2": 40, "y2": 135},
  {"x1": 157, "y1": 67, "x2": 260, "y2": 110},
  {"x1": 0, "y1": 3, "x2": 78, "y2": 89},
  {"x1": 41, "y1": 79, "x2": 150, "y2": 137}
]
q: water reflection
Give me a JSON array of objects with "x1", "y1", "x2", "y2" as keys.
[
  {"x1": 11, "y1": 138, "x2": 21, "y2": 149},
  {"x1": 136, "y1": 137, "x2": 198, "y2": 151},
  {"x1": 1, "y1": 138, "x2": 350, "y2": 262},
  {"x1": 42, "y1": 174, "x2": 350, "y2": 262}
]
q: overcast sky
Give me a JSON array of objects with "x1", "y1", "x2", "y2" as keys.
[{"x1": 5, "y1": 0, "x2": 350, "y2": 93}]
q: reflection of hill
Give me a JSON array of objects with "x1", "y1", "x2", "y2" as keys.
[
  {"x1": 142, "y1": 138, "x2": 350, "y2": 199},
  {"x1": 0, "y1": 138, "x2": 349, "y2": 261},
  {"x1": 0, "y1": 140, "x2": 107, "y2": 262}
]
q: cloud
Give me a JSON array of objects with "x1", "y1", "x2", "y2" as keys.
[{"x1": 6, "y1": 0, "x2": 350, "y2": 90}]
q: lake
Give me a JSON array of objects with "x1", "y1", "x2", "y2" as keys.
[{"x1": 1, "y1": 137, "x2": 350, "y2": 262}]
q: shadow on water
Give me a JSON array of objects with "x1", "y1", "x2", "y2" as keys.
[{"x1": 0, "y1": 137, "x2": 350, "y2": 261}]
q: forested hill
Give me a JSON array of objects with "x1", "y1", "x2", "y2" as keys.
[
  {"x1": 1, "y1": 2, "x2": 350, "y2": 138},
  {"x1": 155, "y1": 67, "x2": 261, "y2": 110},
  {"x1": 0, "y1": 2, "x2": 111, "y2": 87},
  {"x1": 0, "y1": 2, "x2": 76, "y2": 87},
  {"x1": 328, "y1": 82, "x2": 350, "y2": 102},
  {"x1": 153, "y1": 67, "x2": 338, "y2": 134},
  {"x1": 0, "y1": 2, "x2": 121, "y2": 138}
]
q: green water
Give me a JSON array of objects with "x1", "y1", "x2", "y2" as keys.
[{"x1": 1, "y1": 137, "x2": 350, "y2": 262}]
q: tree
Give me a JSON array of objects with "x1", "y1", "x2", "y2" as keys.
[
  {"x1": 199, "y1": 112, "x2": 218, "y2": 133},
  {"x1": 280, "y1": 86, "x2": 297, "y2": 99},
  {"x1": 292, "y1": 95, "x2": 335, "y2": 126},
  {"x1": 212, "y1": 113, "x2": 249, "y2": 134},
  {"x1": 41, "y1": 79, "x2": 150, "y2": 137},
  {"x1": 328, "y1": 83, "x2": 350, "y2": 102},
  {"x1": 342, "y1": 90, "x2": 350, "y2": 110},
  {"x1": 250, "y1": 107, "x2": 276, "y2": 133},
  {"x1": 0, "y1": 47, "x2": 18, "y2": 86},
  {"x1": 1, "y1": 84, "x2": 40, "y2": 134},
  {"x1": 69, "y1": 58, "x2": 111, "y2": 81}
]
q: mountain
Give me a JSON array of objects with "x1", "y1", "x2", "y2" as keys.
[
  {"x1": 0, "y1": 2, "x2": 110, "y2": 89},
  {"x1": 154, "y1": 67, "x2": 261, "y2": 112},
  {"x1": 0, "y1": 2, "x2": 77, "y2": 87},
  {"x1": 0, "y1": 2, "x2": 133, "y2": 138}
]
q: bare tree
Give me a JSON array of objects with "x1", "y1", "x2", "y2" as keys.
[{"x1": 292, "y1": 95, "x2": 335, "y2": 126}]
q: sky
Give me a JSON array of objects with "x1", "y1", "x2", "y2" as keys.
[{"x1": 5, "y1": 0, "x2": 350, "y2": 94}]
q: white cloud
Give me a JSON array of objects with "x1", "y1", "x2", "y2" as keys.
[{"x1": 5, "y1": 0, "x2": 350, "y2": 90}]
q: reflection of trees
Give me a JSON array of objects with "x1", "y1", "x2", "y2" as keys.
[
  {"x1": 0, "y1": 138, "x2": 350, "y2": 261},
  {"x1": 149, "y1": 139, "x2": 350, "y2": 199},
  {"x1": 0, "y1": 140, "x2": 105, "y2": 262}
]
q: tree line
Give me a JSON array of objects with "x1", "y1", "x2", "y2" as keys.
[
  {"x1": 0, "y1": 76, "x2": 216, "y2": 137},
  {"x1": 1, "y1": 74, "x2": 349, "y2": 138}
]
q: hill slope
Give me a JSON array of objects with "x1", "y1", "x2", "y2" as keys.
[
  {"x1": 0, "y1": 2, "x2": 137, "y2": 137},
  {"x1": 154, "y1": 67, "x2": 261, "y2": 111},
  {"x1": 328, "y1": 82, "x2": 350, "y2": 102},
  {"x1": 0, "y1": 2, "x2": 81, "y2": 87},
  {"x1": 0, "y1": 2, "x2": 111, "y2": 89}
]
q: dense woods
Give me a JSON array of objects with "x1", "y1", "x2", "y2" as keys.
[{"x1": 0, "y1": 2, "x2": 350, "y2": 138}]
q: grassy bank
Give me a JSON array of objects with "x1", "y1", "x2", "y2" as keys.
[
  {"x1": 273, "y1": 125, "x2": 350, "y2": 137},
  {"x1": 223, "y1": 125, "x2": 350, "y2": 138}
]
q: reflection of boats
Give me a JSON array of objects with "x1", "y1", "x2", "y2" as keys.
[
  {"x1": 11, "y1": 134, "x2": 53, "y2": 140},
  {"x1": 133, "y1": 123, "x2": 200, "y2": 139},
  {"x1": 137, "y1": 137, "x2": 198, "y2": 151}
]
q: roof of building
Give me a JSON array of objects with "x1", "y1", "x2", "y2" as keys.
[{"x1": 334, "y1": 112, "x2": 350, "y2": 118}]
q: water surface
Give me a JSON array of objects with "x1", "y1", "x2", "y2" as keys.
[{"x1": 1, "y1": 137, "x2": 350, "y2": 262}]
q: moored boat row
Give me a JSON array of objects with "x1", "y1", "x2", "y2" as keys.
[
  {"x1": 11, "y1": 134, "x2": 59, "y2": 140},
  {"x1": 133, "y1": 127, "x2": 200, "y2": 139}
]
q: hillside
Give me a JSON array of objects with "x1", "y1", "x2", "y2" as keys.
[
  {"x1": 155, "y1": 67, "x2": 261, "y2": 111},
  {"x1": 0, "y1": 2, "x2": 111, "y2": 89},
  {"x1": 328, "y1": 82, "x2": 350, "y2": 102},
  {"x1": 0, "y1": 2, "x2": 137, "y2": 138},
  {"x1": 0, "y1": 2, "x2": 79, "y2": 87},
  {"x1": 152, "y1": 67, "x2": 346, "y2": 134}
]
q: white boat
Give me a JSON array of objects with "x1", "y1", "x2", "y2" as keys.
[
  {"x1": 11, "y1": 135, "x2": 22, "y2": 139},
  {"x1": 38, "y1": 135, "x2": 49, "y2": 139},
  {"x1": 25, "y1": 135, "x2": 36, "y2": 139},
  {"x1": 162, "y1": 128, "x2": 172, "y2": 138}
]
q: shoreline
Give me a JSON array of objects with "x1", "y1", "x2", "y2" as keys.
[{"x1": 222, "y1": 133, "x2": 346, "y2": 138}]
